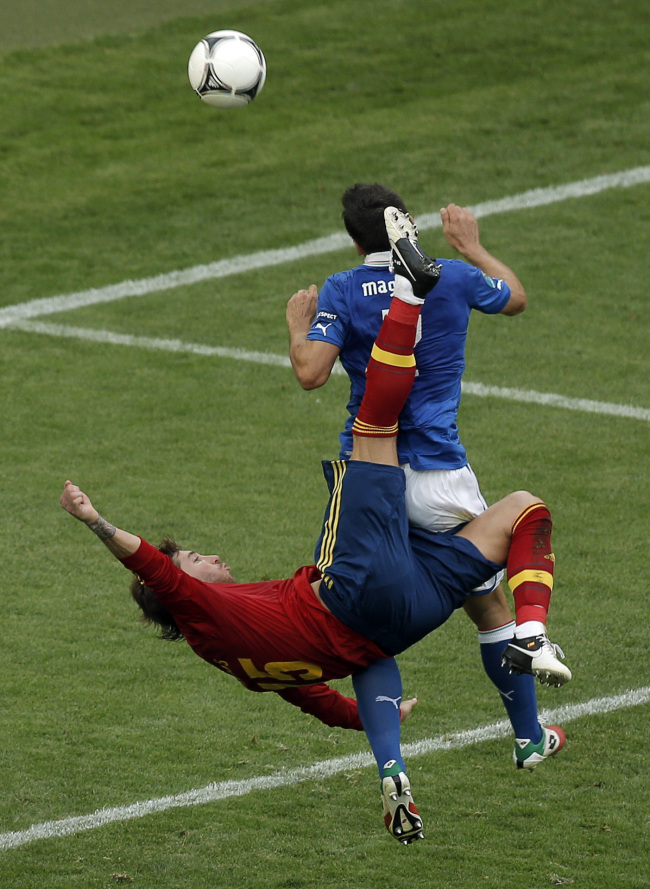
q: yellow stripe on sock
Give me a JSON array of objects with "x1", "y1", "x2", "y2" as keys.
[
  {"x1": 512, "y1": 502, "x2": 547, "y2": 533},
  {"x1": 509, "y1": 569, "x2": 554, "y2": 591},
  {"x1": 370, "y1": 344, "x2": 416, "y2": 368},
  {"x1": 352, "y1": 419, "x2": 399, "y2": 436}
]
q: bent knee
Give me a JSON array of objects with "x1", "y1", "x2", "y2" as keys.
[{"x1": 507, "y1": 490, "x2": 543, "y2": 512}]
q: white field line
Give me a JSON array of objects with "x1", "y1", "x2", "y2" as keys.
[
  {"x1": 9, "y1": 319, "x2": 650, "y2": 422},
  {"x1": 460, "y1": 381, "x2": 650, "y2": 422},
  {"x1": 1, "y1": 165, "x2": 649, "y2": 329},
  {"x1": 1, "y1": 685, "x2": 648, "y2": 852}
]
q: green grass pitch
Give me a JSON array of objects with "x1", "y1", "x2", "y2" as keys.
[{"x1": 0, "y1": 0, "x2": 648, "y2": 887}]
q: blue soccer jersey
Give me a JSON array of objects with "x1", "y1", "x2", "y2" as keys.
[{"x1": 307, "y1": 252, "x2": 510, "y2": 470}]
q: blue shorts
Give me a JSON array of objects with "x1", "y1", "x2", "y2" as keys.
[{"x1": 315, "y1": 460, "x2": 503, "y2": 655}]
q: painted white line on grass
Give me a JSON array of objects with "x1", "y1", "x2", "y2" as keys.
[
  {"x1": 9, "y1": 320, "x2": 295, "y2": 369},
  {"x1": 9, "y1": 320, "x2": 650, "y2": 422},
  {"x1": 1, "y1": 686, "x2": 648, "y2": 852},
  {"x1": 1, "y1": 165, "x2": 649, "y2": 329},
  {"x1": 0, "y1": 232, "x2": 349, "y2": 329},
  {"x1": 461, "y1": 382, "x2": 650, "y2": 422},
  {"x1": 418, "y1": 165, "x2": 650, "y2": 228}
]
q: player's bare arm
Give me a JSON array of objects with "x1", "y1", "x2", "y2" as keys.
[
  {"x1": 287, "y1": 285, "x2": 340, "y2": 388},
  {"x1": 87, "y1": 515, "x2": 118, "y2": 541},
  {"x1": 440, "y1": 203, "x2": 527, "y2": 315},
  {"x1": 60, "y1": 481, "x2": 140, "y2": 559}
]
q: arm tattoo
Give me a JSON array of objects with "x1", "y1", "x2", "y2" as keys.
[{"x1": 87, "y1": 514, "x2": 117, "y2": 540}]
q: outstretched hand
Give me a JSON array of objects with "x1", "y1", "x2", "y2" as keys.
[
  {"x1": 440, "y1": 203, "x2": 481, "y2": 257},
  {"x1": 60, "y1": 481, "x2": 140, "y2": 557},
  {"x1": 399, "y1": 697, "x2": 418, "y2": 723},
  {"x1": 60, "y1": 480, "x2": 99, "y2": 524}
]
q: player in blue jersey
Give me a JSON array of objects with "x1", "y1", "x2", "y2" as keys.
[
  {"x1": 288, "y1": 187, "x2": 526, "y2": 470},
  {"x1": 287, "y1": 183, "x2": 568, "y2": 766}
]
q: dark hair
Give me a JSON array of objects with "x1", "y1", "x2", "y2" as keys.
[
  {"x1": 341, "y1": 183, "x2": 409, "y2": 254},
  {"x1": 130, "y1": 538, "x2": 184, "y2": 642}
]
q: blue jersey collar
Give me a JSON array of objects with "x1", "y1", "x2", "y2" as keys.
[{"x1": 364, "y1": 251, "x2": 391, "y2": 268}]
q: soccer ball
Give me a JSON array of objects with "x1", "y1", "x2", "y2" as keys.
[{"x1": 188, "y1": 30, "x2": 266, "y2": 109}]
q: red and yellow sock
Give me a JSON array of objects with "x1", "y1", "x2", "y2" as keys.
[
  {"x1": 507, "y1": 502, "x2": 555, "y2": 627},
  {"x1": 352, "y1": 299, "x2": 421, "y2": 438}
]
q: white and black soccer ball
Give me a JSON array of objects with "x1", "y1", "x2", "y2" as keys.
[{"x1": 188, "y1": 29, "x2": 266, "y2": 109}]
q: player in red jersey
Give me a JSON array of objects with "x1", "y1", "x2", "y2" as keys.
[{"x1": 60, "y1": 210, "x2": 568, "y2": 844}]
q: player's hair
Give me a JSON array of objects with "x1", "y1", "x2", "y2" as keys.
[
  {"x1": 341, "y1": 183, "x2": 409, "y2": 254},
  {"x1": 129, "y1": 538, "x2": 184, "y2": 642}
]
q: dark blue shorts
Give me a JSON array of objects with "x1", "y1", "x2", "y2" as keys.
[{"x1": 315, "y1": 460, "x2": 503, "y2": 655}]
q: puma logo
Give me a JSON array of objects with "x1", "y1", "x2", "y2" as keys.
[{"x1": 375, "y1": 695, "x2": 402, "y2": 710}]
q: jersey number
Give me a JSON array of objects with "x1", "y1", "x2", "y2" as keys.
[{"x1": 238, "y1": 658, "x2": 323, "y2": 690}]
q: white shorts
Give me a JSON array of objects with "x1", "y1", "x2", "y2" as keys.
[{"x1": 401, "y1": 462, "x2": 504, "y2": 593}]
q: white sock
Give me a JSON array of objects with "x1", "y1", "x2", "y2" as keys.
[
  {"x1": 515, "y1": 620, "x2": 546, "y2": 639},
  {"x1": 393, "y1": 274, "x2": 425, "y2": 305},
  {"x1": 477, "y1": 620, "x2": 516, "y2": 645}
]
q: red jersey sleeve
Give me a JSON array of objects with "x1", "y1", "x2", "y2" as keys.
[{"x1": 276, "y1": 684, "x2": 362, "y2": 731}]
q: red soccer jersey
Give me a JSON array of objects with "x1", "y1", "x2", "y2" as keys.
[{"x1": 122, "y1": 539, "x2": 389, "y2": 730}]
